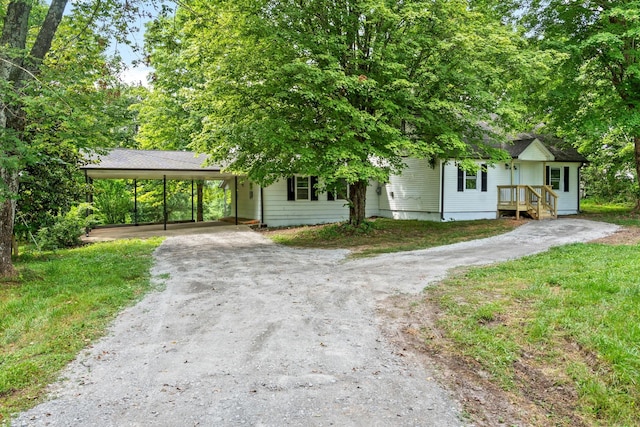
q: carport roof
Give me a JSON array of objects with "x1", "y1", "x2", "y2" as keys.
[{"x1": 82, "y1": 148, "x2": 237, "y2": 180}]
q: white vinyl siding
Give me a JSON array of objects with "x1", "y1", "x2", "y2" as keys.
[
  {"x1": 378, "y1": 158, "x2": 441, "y2": 220},
  {"x1": 443, "y1": 162, "x2": 498, "y2": 220},
  {"x1": 261, "y1": 178, "x2": 380, "y2": 227}
]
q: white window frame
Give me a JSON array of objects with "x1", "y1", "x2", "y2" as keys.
[
  {"x1": 465, "y1": 171, "x2": 478, "y2": 191},
  {"x1": 296, "y1": 176, "x2": 310, "y2": 200},
  {"x1": 550, "y1": 167, "x2": 561, "y2": 191}
]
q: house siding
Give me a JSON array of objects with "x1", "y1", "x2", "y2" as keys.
[
  {"x1": 378, "y1": 158, "x2": 441, "y2": 220},
  {"x1": 260, "y1": 178, "x2": 380, "y2": 227},
  {"x1": 547, "y1": 162, "x2": 581, "y2": 215},
  {"x1": 230, "y1": 159, "x2": 582, "y2": 226},
  {"x1": 231, "y1": 178, "x2": 261, "y2": 220},
  {"x1": 441, "y1": 161, "x2": 501, "y2": 220}
]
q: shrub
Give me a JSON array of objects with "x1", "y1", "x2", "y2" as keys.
[{"x1": 36, "y1": 204, "x2": 97, "y2": 250}]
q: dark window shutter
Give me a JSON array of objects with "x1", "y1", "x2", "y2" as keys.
[
  {"x1": 287, "y1": 177, "x2": 295, "y2": 201},
  {"x1": 457, "y1": 167, "x2": 464, "y2": 192},
  {"x1": 481, "y1": 164, "x2": 487, "y2": 192},
  {"x1": 545, "y1": 166, "x2": 550, "y2": 186},
  {"x1": 563, "y1": 167, "x2": 570, "y2": 192},
  {"x1": 327, "y1": 190, "x2": 335, "y2": 201},
  {"x1": 310, "y1": 176, "x2": 319, "y2": 201}
]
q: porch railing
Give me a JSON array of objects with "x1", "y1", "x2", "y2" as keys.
[{"x1": 497, "y1": 185, "x2": 558, "y2": 219}]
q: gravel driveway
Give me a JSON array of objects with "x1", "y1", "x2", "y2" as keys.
[{"x1": 13, "y1": 219, "x2": 618, "y2": 427}]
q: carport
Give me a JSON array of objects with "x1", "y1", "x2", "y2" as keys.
[{"x1": 81, "y1": 148, "x2": 242, "y2": 230}]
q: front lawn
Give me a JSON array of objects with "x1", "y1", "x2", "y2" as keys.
[{"x1": 0, "y1": 238, "x2": 163, "y2": 424}]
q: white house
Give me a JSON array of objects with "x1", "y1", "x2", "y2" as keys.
[
  {"x1": 82, "y1": 135, "x2": 586, "y2": 228},
  {"x1": 228, "y1": 134, "x2": 587, "y2": 227}
]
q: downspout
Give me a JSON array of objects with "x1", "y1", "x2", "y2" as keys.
[
  {"x1": 191, "y1": 180, "x2": 194, "y2": 222},
  {"x1": 440, "y1": 160, "x2": 445, "y2": 221}
]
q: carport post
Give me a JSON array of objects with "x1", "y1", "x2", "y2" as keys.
[
  {"x1": 235, "y1": 176, "x2": 238, "y2": 225},
  {"x1": 191, "y1": 180, "x2": 195, "y2": 222},
  {"x1": 163, "y1": 175, "x2": 167, "y2": 231},
  {"x1": 134, "y1": 179, "x2": 138, "y2": 225}
]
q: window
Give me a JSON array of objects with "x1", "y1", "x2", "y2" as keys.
[
  {"x1": 550, "y1": 168, "x2": 561, "y2": 190},
  {"x1": 457, "y1": 165, "x2": 487, "y2": 192},
  {"x1": 465, "y1": 171, "x2": 477, "y2": 190},
  {"x1": 296, "y1": 176, "x2": 310, "y2": 200},
  {"x1": 546, "y1": 166, "x2": 570, "y2": 192},
  {"x1": 287, "y1": 176, "x2": 319, "y2": 201},
  {"x1": 328, "y1": 179, "x2": 348, "y2": 201}
]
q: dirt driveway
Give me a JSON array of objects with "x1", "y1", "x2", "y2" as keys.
[{"x1": 13, "y1": 219, "x2": 618, "y2": 426}]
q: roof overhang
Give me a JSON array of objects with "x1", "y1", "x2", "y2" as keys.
[{"x1": 81, "y1": 148, "x2": 239, "y2": 180}]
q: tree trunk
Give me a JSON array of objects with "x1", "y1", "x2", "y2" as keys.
[
  {"x1": 196, "y1": 181, "x2": 204, "y2": 222},
  {"x1": 0, "y1": 171, "x2": 19, "y2": 277},
  {"x1": 348, "y1": 180, "x2": 368, "y2": 226},
  {"x1": 0, "y1": 0, "x2": 69, "y2": 279}
]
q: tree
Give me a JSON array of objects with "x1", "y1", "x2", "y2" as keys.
[
  {"x1": 142, "y1": 0, "x2": 544, "y2": 225},
  {"x1": 1, "y1": 0, "x2": 158, "y2": 277},
  {"x1": 522, "y1": 1, "x2": 640, "y2": 208}
]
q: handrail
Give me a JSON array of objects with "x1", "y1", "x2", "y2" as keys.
[{"x1": 497, "y1": 185, "x2": 558, "y2": 219}]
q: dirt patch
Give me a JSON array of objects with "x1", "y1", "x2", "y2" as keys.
[
  {"x1": 379, "y1": 295, "x2": 588, "y2": 427},
  {"x1": 590, "y1": 226, "x2": 640, "y2": 245},
  {"x1": 377, "y1": 227, "x2": 640, "y2": 427}
]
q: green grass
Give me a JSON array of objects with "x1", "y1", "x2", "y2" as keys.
[
  {"x1": 0, "y1": 238, "x2": 163, "y2": 424},
  {"x1": 423, "y1": 242, "x2": 640, "y2": 426},
  {"x1": 263, "y1": 217, "x2": 523, "y2": 257},
  {"x1": 579, "y1": 198, "x2": 640, "y2": 226}
]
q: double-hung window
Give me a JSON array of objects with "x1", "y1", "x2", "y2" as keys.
[
  {"x1": 546, "y1": 166, "x2": 570, "y2": 192},
  {"x1": 549, "y1": 168, "x2": 561, "y2": 191},
  {"x1": 457, "y1": 164, "x2": 487, "y2": 192},
  {"x1": 287, "y1": 176, "x2": 319, "y2": 201}
]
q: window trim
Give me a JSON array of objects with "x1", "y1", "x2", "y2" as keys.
[
  {"x1": 549, "y1": 167, "x2": 561, "y2": 191},
  {"x1": 457, "y1": 164, "x2": 487, "y2": 192},
  {"x1": 287, "y1": 176, "x2": 319, "y2": 201}
]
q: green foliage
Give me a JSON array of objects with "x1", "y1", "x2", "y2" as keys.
[
  {"x1": 14, "y1": 143, "x2": 86, "y2": 240},
  {"x1": 0, "y1": 237, "x2": 162, "y2": 421},
  {"x1": 426, "y1": 242, "x2": 640, "y2": 425},
  {"x1": 35, "y1": 204, "x2": 96, "y2": 250},
  {"x1": 140, "y1": 0, "x2": 546, "y2": 224},
  {"x1": 581, "y1": 130, "x2": 639, "y2": 203},
  {"x1": 93, "y1": 180, "x2": 134, "y2": 224},
  {"x1": 521, "y1": 1, "x2": 640, "y2": 205},
  {"x1": 1, "y1": 0, "x2": 159, "y2": 276}
]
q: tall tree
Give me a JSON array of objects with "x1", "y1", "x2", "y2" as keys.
[
  {"x1": 523, "y1": 1, "x2": 640, "y2": 208},
  {"x1": 1, "y1": 0, "x2": 68, "y2": 277},
  {"x1": 143, "y1": 0, "x2": 545, "y2": 225},
  {"x1": 1, "y1": 0, "x2": 157, "y2": 277}
]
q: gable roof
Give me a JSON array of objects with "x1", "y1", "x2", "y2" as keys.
[
  {"x1": 507, "y1": 134, "x2": 587, "y2": 163},
  {"x1": 82, "y1": 148, "x2": 235, "y2": 180}
]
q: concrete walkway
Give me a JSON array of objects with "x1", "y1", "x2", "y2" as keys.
[{"x1": 14, "y1": 219, "x2": 619, "y2": 426}]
